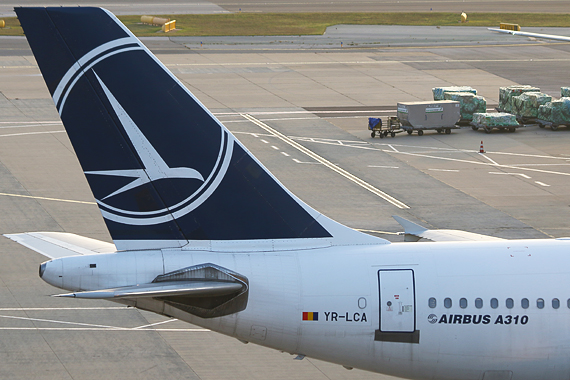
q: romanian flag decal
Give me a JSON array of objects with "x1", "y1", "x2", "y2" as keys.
[{"x1": 302, "y1": 312, "x2": 319, "y2": 321}]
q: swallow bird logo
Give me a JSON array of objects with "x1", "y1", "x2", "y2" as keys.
[
  {"x1": 54, "y1": 38, "x2": 234, "y2": 226},
  {"x1": 85, "y1": 74, "x2": 205, "y2": 200}
]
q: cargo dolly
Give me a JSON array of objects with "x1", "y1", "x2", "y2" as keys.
[
  {"x1": 369, "y1": 117, "x2": 403, "y2": 138},
  {"x1": 470, "y1": 113, "x2": 520, "y2": 133},
  {"x1": 536, "y1": 119, "x2": 567, "y2": 131}
]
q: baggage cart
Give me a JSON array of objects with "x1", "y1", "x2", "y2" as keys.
[{"x1": 369, "y1": 117, "x2": 403, "y2": 138}]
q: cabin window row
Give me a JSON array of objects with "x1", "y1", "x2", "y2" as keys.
[{"x1": 428, "y1": 297, "x2": 565, "y2": 310}]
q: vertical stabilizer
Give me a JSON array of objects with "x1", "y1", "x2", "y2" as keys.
[{"x1": 16, "y1": 7, "x2": 388, "y2": 250}]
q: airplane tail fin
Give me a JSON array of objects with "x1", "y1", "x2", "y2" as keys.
[{"x1": 16, "y1": 7, "x2": 388, "y2": 250}]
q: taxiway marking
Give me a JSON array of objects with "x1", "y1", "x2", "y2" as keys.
[{"x1": 242, "y1": 113, "x2": 410, "y2": 209}]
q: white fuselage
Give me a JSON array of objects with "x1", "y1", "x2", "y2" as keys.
[{"x1": 41, "y1": 238, "x2": 570, "y2": 380}]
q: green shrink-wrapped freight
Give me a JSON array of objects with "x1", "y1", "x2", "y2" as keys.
[
  {"x1": 498, "y1": 85, "x2": 540, "y2": 113},
  {"x1": 472, "y1": 112, "x2": 518, "y2": 127},
  {"x1": 444, "y1": 92, "x2": 486, "y2": 121},
  {"x1": 561, "y1": 87, "x2": 570, "y2": 97},
  {"x1": 512, "y1": 92, "x2": 552, "y2": 118},
  {"x1": 432, "y1": 86, "x2": 477, "y2": 101},
  {"x1": 538, "y1": 98, "x2": 570, "y2": 125}
]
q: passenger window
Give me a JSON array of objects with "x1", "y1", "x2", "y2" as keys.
[
  {"x1": 537, "y1": 298, "x2": 545, "y2": 309},
  {"x1": 459, "y1": 298, "x2": 467, "y2": 309},
  {"x1": 552, "y1": 298, "x2": 560, "y2": 309},
  {"x1": 475, "y1": 298, "x2": 483, "y2": 309},
  {"x1": 429, "y1": 297, "x2": 436, "y2": 308},
  {"x1": 490, "y1": 298, "x2": 498, "y2": 309},
  {"x1": 506, "y1": 298, "x2": 514, "y2": 309},
  {"x1": 444, "y1": 298, "x2": 452, "y2": 308},
  {"x1": 521, "y1": 298, "x2": 529, "y2": 309}
]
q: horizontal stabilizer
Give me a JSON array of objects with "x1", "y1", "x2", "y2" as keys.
[
  {"x1": 4, "y1": 232, "x2": 116, "y2": 259},
  {"x1": 54, "y1": 280, "x2": 244, "y2": 299},
  {"x1": 393, "y1": 216, "x2": 505, "y2": 242}
]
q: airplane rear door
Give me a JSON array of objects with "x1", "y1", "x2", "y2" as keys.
[{"x1": 378, "y1": 269, "x2": 416, "y2": 333}]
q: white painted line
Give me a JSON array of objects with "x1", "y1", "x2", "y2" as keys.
[
  {"x1": 0, "y1": 121, "x2": 61, "y2": 124},
  {"x1": 429, "y1": 168, "x2": 460, "y2": 172},
  {"x1": 368, "y1": 165, "x2": 399, "y2": 169},
  {"x1": 387, "y1": 145, "x2": 399, "y2": 153},
  {"x1": 0, "y1": 123, "x2": 62, "y2": 130},
  {"x1": 133, "y1": 319, "x2": 177, "y2": 330},
  {"x1": 0, "y1": 192, "x2": 96, "y2": 205},
  {"x1": 271, "y1": 145, "x2": 279, "y2": 150},
  {"x1": 169, "y1": 58, "x2": 570, "y2": 69},
  {"x1": 292, "y1": 158, "x2": 320, "y2": 164},
  {"x1": 480, "y1": 154, "x2": 500, "y2": 166},
  {"x1": 0, "y1": 314, "x2": 124, "y2": 330},
  {"x1": 242, "y1": 113, "x2": 409, "y2": 209},
  {"x1": 489, "y1": 172, "x2": 531, "y2": 179},
  {"x1": 535, "y1": 181, "x2": 551, "y2": 187},
  {"x1": 0, "y1": 130, "x2": 65, "y2": 138},
  {"x1": 260, "y1": 139, "x2": 269, "y2": 144},
  {"x1": 281, "y1": 152, "x2": 290, "y2": 157},
  {"x1": 287, "y1": 135, "x2": 570, "y2": 178}
]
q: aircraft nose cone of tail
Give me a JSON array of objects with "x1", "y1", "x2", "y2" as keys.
[
  {"x1": 39, "y1": 262, "x2": 47, "y2": 278},
  {"x1": 38, "y1": 259, "x2": 64, "y2": 289}
]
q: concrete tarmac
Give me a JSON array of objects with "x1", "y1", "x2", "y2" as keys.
[{"x1": 1, "y1": 24, "x2": 570, "y2": 379}]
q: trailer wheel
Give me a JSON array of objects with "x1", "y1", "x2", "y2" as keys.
[
  {"x1": 391, "y1": 132, "x2": 396, "y2": 138},
  {"x1": 384, "y1": 131, "x2": 389, "y2": 137},
  {"x1": 407, "y1": 130, "x2": 413, "y2": 135},
  {"x1": 445, "y1": 129, "x2": 451, "y2": 134},
  {"x1": 379, "y1": 132, "x2": 384, "y2": 139},
  {"x1": 371, "y1": 131, "x2": 375, "y2": 137},
  {"x1": 418, "y1": 130, "x2": 424, "y2": 136},
  {"x1": 484, "y1": 127, "x2": 491, "y2": 134},
  {"x1": 508, "y1": 127, "x2": 516, "y2": 133},
  {"x1": 436, "y1": 129, "x2": 442, "y2": 133},
  {"x1": 551, "y1": 125, "x2": 559, "y2": 131},
  {"x1": 472, "y1": 126, "x2": 478, "y2": 131},
  {"x1": 539, "y1": 124, "x2": 545, "y2": 128}
]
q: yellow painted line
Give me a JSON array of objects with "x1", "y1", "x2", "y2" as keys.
[
  {"x1": 0, "y1": 192, "x2": 96, "y2": 205},
  {"x1": 241, "y1": 113, "x2": 409, "y2": 209}
]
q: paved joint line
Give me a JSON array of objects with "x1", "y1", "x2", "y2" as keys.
[{"x1": 241, "y1": 113, "x2": 409, "y2": 209}]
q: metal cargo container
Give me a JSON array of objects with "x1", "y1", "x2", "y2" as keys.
[{"x1": 397, "y1": 101, "x2": 461, "y2": 135}]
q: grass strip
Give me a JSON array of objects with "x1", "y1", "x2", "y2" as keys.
[{"x1": 1, "y1": 13, "x2": 570, "y2": 37}]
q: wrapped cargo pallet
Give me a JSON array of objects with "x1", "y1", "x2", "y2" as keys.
[
  {"x1": 511, "y1": 92, "x2": 552, "y2": 119},
  {"x1": 561, "y1": 87, "x2": 570, "y2": 97},
  {"x1": 473, "y1": 112, "x2": 518, "y2": 127},
  {"x1": 444, "y1": 92, "x2": 486, "y2": 121},
  {"x1": 433, "y1": 86, "x2": 477, "y2": 101},
  {"x1": 498, "y1": 85, "x2": 540, "y2": 113},
  {"x1": 538, "y1": 98, "x2": 570, "y2": 125}
]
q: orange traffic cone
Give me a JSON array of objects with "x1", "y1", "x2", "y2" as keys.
[{"x1": 479, "y1": 141, "x2": 485, "y2": 153}]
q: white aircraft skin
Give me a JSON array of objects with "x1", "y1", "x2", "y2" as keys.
[
  {"x1": 37, "y1": 238, "x2": 570, "y2": 380},
  {"x1": 9, "y1": 7, "x2": 570, "y2": 380}
]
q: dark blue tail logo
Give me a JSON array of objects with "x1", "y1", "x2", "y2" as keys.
[{"x1": 56, "y1": 38, "x2": 234, "y2": 226}]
